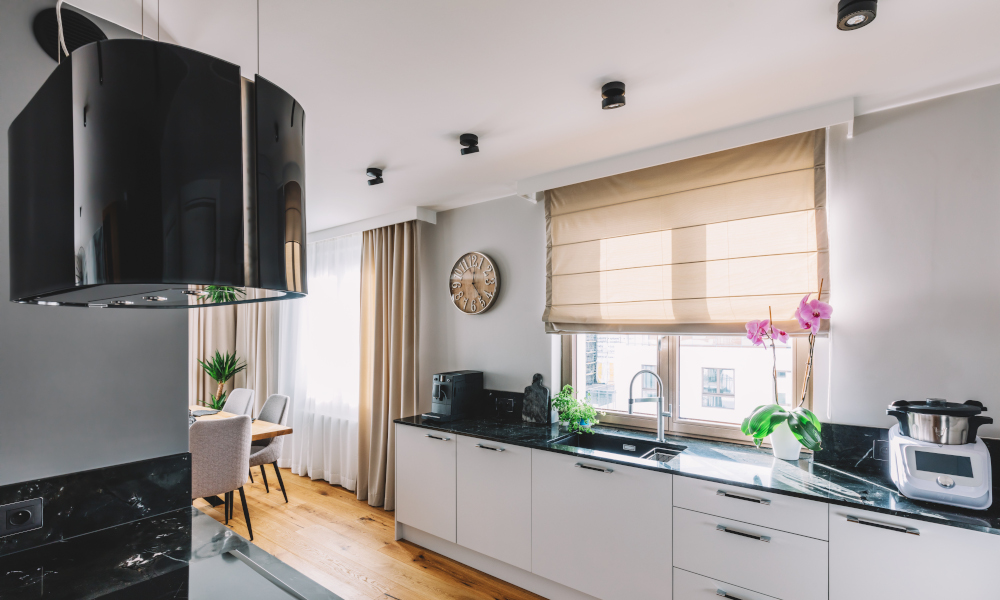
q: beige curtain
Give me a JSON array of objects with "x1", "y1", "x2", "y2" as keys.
[
  {"x1": 234, "y1": 289, "x2": 278, "y2": 414},
  {"x1": 544, "y1": 129, "x2": 829, "y2": 335},
  {"x1": 358, "y1": 221, "x2": 419, "y2": 509},
  {"x1": 188, "y1": 305, "x2": 237, "y2": 406}
]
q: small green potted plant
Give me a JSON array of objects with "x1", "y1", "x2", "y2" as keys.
[
  {"x1": 198, "y1": 350, "x2": 247, "y2": 409},
  {"x1": 552, "y1": 385, "x2": 605, "y2": 434}
]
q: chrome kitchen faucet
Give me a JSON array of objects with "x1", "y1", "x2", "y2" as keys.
[{"x1": 628, "y1": 370, "x2": 670, "y2": 443}]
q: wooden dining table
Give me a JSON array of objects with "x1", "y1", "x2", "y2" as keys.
[{"x1": 189, "y1": 404, "x2": 293, "y2": 441}]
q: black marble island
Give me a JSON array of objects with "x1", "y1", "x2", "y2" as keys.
[
  {"x1": 0, "y1": 454, "x2": 338, "y2": 599},
  {"x1": 395, "y1": 415, "x2": 1000, "y2": 536},
  {"x1": 0, "y1": 506, "x2": 339, "y2": 599}
]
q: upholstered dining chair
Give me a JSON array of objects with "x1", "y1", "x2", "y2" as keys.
[
  {"x1": 222, "y1": 388, "x2": 255, "y2": 417},
  {"x1": 248, "y1": 394, "x2": 290, "y2": 503},
  {"x1": 190, "y1": 414, "x2": 255, "y2": 540}
]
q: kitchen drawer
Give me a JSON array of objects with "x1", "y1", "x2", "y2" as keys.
[
  {"x1": 674, "y1": 568, "x2": 778, "y2": 600},
  {"x1": 674, "y1": 476, "x2": 828, "y2": 540},
  {"x1": 673, "y1": 507, "x2": 827, "y2": 600}
]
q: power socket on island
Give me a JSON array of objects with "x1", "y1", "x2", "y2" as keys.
[{"x1": 0, "y1": 498, "x2": 43, "y2": 537}]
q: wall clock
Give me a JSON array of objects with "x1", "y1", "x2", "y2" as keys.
[{"x1": 450, "y1": 251, "x2": 500, "y2": 314}]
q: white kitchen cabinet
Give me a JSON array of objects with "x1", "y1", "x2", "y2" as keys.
[
  {"x1": 532, "y1": 449, "x2": 672, "y2": 600},
  {"x1": 673, "y1": 507, "x2": 827, "y2": 600},
  {"x1": 673, "y1": 476, "x2": 829, "y2": 540},
  {"x1": 456, "y1": 435, "x2": 532, "y2": 571},
  {"x1": 829, "y1": 506, "x2": 1000, "y2": 600},
  {"x1": 674, "y1": 567, "x2": 778, "y2": 600},
  {"x1": 394, "y1": 423, "x2": 457, "y2": 543}
]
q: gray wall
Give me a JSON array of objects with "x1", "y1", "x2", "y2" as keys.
[
  {"x1": 0, "y1": 0, "x2": 189, "y2": 485},
  {"x1": 419, "y1": 85, "x2": 1000, "y2": 436},
  {"x1": 418, "y1": 196, "x2": 555, "y2": 412},
  {"x1": 827, "y1": 84, "x2": 1000, "y2": 434}
]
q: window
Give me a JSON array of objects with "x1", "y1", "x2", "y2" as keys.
[
  {"x1": 572, "y1": 334, "x2": 809, "y2": 442},
  {"x1": 776, "y1": 370, "x2": 792, "y2": 407},
  {"x1": 701, "y1": 368, "x2": 735, "y2": 409},
  {"x1": 641, "y1": 365, "x2": 658, "y2": 397},
  {"x1": 574, "y1": 335, "x2": 659, "y2": 415}
]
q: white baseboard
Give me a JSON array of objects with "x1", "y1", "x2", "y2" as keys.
[{"x1": 398, "y1": 522, "x2": 601, "y2": 600}]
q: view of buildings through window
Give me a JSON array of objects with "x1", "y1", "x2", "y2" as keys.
[{"x1": 577, "y1": 334, "x2": 793, "y2": 426}]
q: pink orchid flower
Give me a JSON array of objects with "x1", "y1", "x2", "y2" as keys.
[
  {"x1": 795, "y1": 294, "x2": 833, "y2": 334},
  {"x1": 772, "y1": 326, "x2": 789, "y2": 344},
  {"x1": 745, "y1": 319, "x2": 770, "y2": 346}
]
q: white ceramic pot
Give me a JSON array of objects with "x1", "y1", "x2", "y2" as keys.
[{"x1": 769, "y1": 421, "x2": 803, "y2": 460}]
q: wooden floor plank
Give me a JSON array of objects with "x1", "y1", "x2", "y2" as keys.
[{"x1": 195, "y1": 467, "x2": 543, "y2": 600}]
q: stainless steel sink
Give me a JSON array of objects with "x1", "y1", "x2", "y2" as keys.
[{"x1": 548, "y1": 432, "x2": 686, "y2": 464}]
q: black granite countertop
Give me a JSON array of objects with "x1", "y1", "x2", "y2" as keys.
[
  {"x1": 395, "y1": 415, "x2": 1000, "y2": 536},
  {"x1": 0, "y1": 506, "x2": 339, "y2": 599}
]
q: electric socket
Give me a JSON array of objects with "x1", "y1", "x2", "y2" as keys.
[
  {"x1": 874, "y1": 439, "x2": 891, "y2": 462},
  {"x1": 0, "y1": 498, "x2": 43, "y2": 537}
]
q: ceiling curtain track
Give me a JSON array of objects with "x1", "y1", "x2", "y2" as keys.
[{"x1": 543, "y1": 129, "x2": 829, "y2": 335}]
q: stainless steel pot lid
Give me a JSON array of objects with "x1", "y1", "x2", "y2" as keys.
[{"x1": 888, "y1": 399, "x2": 987, "y2": 417}]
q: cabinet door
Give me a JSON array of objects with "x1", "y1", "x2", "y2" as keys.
[
  {"x1": 830, "y1": 506, "x2": 1000, "y2": 600},
  {"x1": 457, "y1": 436, "x2": 532, "y2": 571},
  {"x1": 395, "y1": 424, "x2": 457, "y2": 542},
  {"x1": 532, "y1": 450, "x2": 672, "y2": 600}
]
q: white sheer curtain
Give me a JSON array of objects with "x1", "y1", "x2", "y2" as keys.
[{"x1": 276, "y1": 232, "x2": 362, "y2": 490}]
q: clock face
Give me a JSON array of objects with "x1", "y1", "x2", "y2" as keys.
[{"x1": 450, "y1": 251, "x2": 500, "y2": 314}]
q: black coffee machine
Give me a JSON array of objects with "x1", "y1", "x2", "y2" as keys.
[{"x1": 424, "y1": 370, "x2": 483, "y2": 422}]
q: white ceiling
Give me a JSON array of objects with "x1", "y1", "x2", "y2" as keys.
[{"x1": 70, "y1": 1, "x2": 1000, "y2": 232}]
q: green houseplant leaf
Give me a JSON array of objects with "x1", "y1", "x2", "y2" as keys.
[
  {"x1": 741, "y1": 404, "x2": 790, "y2": 447},
  {"x1": 197, "y1": 350, "x2": 246, "y2": 408},
  {"x1": 787, "y1": 408, "x2": 823, "y2": 451}
]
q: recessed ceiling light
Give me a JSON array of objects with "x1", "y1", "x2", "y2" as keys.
[
  {"x1": 602, "y1": 81, "x2": 626, "y2": 110},
  {"x1": 367, "y1": 167, "x2": 384, "y2": 185},
  {"x1": 460, "y1": 133, "x2": 479, "y2": 155},
  {"x1": 837, "y1": 0, "x2": 877, "y2": 31}
]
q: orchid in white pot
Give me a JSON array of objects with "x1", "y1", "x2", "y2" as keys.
[{"x1": 741, "y1": 285, "x2": 831, "y2": 459}]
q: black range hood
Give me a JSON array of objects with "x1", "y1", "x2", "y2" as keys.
[{"x1": 8, "y1": 39, "x2": 306, "y2": 308}]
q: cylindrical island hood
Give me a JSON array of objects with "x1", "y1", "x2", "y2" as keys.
[{"x1": 8, "y1": 39, "x2": 306, "y2": 308}]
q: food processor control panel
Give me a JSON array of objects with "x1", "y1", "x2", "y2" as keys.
[{"x1": 889, "y1": 425, "x2": 992, "y2": 510}]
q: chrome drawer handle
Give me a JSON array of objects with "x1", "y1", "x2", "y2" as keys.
[
  {"x1": 847, "y1": 515, "x2": 919, "y2": 536},
  {"x1": 717, "y1": 591, "x2": 745, "y2": 600},
  {"x1": 425, "y1": 434, "x2": 451, "y2": 441},
  {"x1": 716, "y1": 524, "x2": 770, "y2": 542},
  {"x1": 475, "y1": 444, "x2": 505, "y2": 452},
  {"x1": 575, "y1": 463, "x2": 613, "y2": 473},
  {"x1": 717, "y1": 490, "x2": 771, "y2": 505}
]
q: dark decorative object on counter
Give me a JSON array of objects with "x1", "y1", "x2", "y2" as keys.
[
  {"x1": 522, "y1": 373, "x2": 551, "y2": 424},
  {"x1": 481, "y1": 389, "x2": 524, "y2": 423}
]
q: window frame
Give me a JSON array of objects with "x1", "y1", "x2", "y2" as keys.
[{"x1": 567, "y1": 334, "x2": 813, "y2": 445}]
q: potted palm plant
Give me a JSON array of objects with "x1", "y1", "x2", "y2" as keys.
[{"x1": 198, "y1": 350, "x2": 247, "y2": 409}]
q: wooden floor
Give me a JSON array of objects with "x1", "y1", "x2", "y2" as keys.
[{"x1": 193, "y1": 467, "x2": 545, "y2": 600}]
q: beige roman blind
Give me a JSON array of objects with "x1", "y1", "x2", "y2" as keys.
[{"x1": 544, "y1": 129, "x2": 829, "y2": 334}]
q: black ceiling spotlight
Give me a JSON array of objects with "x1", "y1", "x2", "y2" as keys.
[
  {"x1": 460, "y1": 133, "x2": 479, "y2": 155},
  {"x1": 367, "y1": 167, "x2": 384, "y2": 186},
  {"x1": 837, "y1": 0, "x2": 877, "y2": 31},
  {"x1": 602, "y1": 81, "x2": 626, "y2": 110}
]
